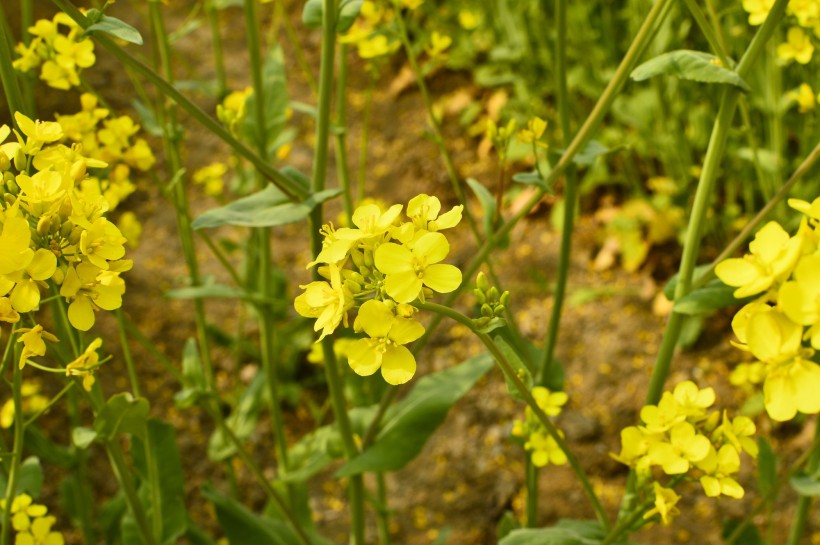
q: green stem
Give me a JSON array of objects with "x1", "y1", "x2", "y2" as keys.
[
  {"x1": 417, "y1": 302, "x2": 610, "y2": 531},
  {"x1": 537, "y1": 0, "x2": 578, "y2": 387},
  {"x1": 204, "y1": 0, "x2": 228, "y2": 99},
  {"x1": 524, "y1": 459, "x2": 538, "y2": 527},
  {"x1": 0, "y1": 4, "x2": 28, "y2": 119},
  {"x1": 786, "y1": 418, "x2": 820, "y2": 545},
  {"x1": 691, "y1": 140, "x2": 820, "y2": 291},
  {"x1": 1, "y1": 345, "x2": 23, "y2": 545},
  {"x1": 335, "y1": 43, "x2": 354, "y2": 225},
  {"x1": 116, "y1": 309, "x2": 141, "y2": 397},
  {"x1": 645, "y1": 0, "x2": 789, "y2": 406},
  {"x1": 357, "y1": 73, "x2": 375, "y2": 203},
  {"x1": 309, "y1": 0, "x2": 366, "y2": 543},
  {"x1": 49, "y1": 0, "x2": 308, "y2": 201},
  {"x1": 375, "y1": 473, "x2": 392, "y2": 545},
  {"x1": 106, "y1": 441, "x2": 160, "y2": 545}
]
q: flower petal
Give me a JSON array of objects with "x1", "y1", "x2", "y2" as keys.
[
  {"x1": 381, "y1": 345, "x2": 416, "y2": 385},
  {"x1": 347, "y1": 339, "x2": 382, "y2": 377},
  {"x1": 374, "y1": 243, "x2": 413, "y2": 275},
  {"x1": 422, "y1": 264, "x2": 461, "y2": 294},
  {"x1": 413, "y1": 232, "x2": 449, "y2": 264},
  {"x1": 385, "y1": 272, "x2": 422, "y2": 304}
]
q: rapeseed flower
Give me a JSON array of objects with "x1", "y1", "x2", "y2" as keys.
[
  {"x1": 17, "y1": 325, "x2": 59, "y2": 369},
  {"x1": 66, "y1": 337, "x2": 103, "y2": 391},
  {"x1": 294, "y1": 264, "x2": 354, "y2": 341},
  {"x1": 777, "y1": 27, "x2": 814, "y2": 64},
  {"x1": 0, "y1": 493, "x2": 64, "y2": 545},
  {"x1": 644, "y1": 483, "x2": 680, "y2": 525}
]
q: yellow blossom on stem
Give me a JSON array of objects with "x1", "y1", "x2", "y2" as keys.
[
  {"x1": 777, "y1": 27, "x2": 815, "y2": 64},
  {"x1": 60, "y1": 261, "x2": 126, "y2": 331},
  {"x1": 0, "y1": 493, "x2": 64, "y2": 545},
  {"x1": 526, "y1": 429, "x2": 568, "y2": 467},
  {"x1": 643, "y1": 483, "x2": 680, "y2": 525},
  {"x1": 406, "y1": 194, "x2": 462, "y2": 233},
  {"x1": 66, "y1": 337, "x2": 102, "y2": 391},
  {"x1": 788, "y1": 83, "x2": 817, "y2": 112},
  {"x1": 375, "y1": 231, "x2": 462, "y2": 303},
  {"x1": 715, "y1": 221, "x2": 805, "y2": 298},
  {"x1": 348, "y1": 299, "x2": 425, "y2": 384},
  {"x1": 778, "y1": 254, "x2": 820, "y2": 348},
  {"x1": 697, "y1": 445, "x2": 744, "y2": 498},
  {"x1": 646, "y1": 421, "x2": 711, "y2": 475},
  {"x1": 426, "y1": 32, "x2": 452, "y2": 58},
  {"x1": 294, "y1": 264, "x2": 354, "y2": 341},
  {"x1": 742, "y1": 0, "x2": 774, "y2": 25},
  {"x1": 0, "y1": 297, "x2": 21, "y2": 324},
  {"x1": 17, "y1": 325, "x2": 59, "y2": 369}
]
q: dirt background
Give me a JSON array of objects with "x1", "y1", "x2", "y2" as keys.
[{"x1": 3, "y1": 1, "x2": 817, "y2": 544}]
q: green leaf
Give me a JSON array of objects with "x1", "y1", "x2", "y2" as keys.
[
  {"x1": 790, "y1": 472, "x2": 820, "y2": 496},
  {"x1": 86, "y1": 14, "x2": 144, "y2": 45},
  {"x1": 677, "y1": 314, "x2": 706, "y2": 349},
  {"x1": 165, "y1": 284, "x2": 284, "y2": 308},
  {"x1": 672, "y1": 280, "x2": 742, "y2": 315},
  {"x1": 335, "y1": 353, "x2": 494, "y2": 477},
  {"x1": 208, "y1": 373, "x2": 267, "y2": 461},
  {"x1": 631, "y1": 50, "x2": 750, "y2": 91},
  {"x1": 175, "y1": 338, "x2": 207, "y2": 408},
  {"x1": 499, "y1": 519, "x2": 626, "y2": 545},
  {"x1": 94, "y1": 393, "x2": 149, "y2": 441},
  {"x1": 192, "y1": 187, "x2": 340, "y2": 229},
  {"x1": 131, "y1": 419, "x2": 188, "y2": 544},
  {"x1": 493, "y1": 335, "x2": 533, "y2": 401},
  {"x1": 466, "y1": 178, "x2": 508, "y2": 247},
  {"x1": 302, "y1": 0, "x2": 363, "y2": 32},
  {"x1": 496, "y1": 510, "x2": 521, "y2": 541},
  {"x1": 549, "y1": 140, "x2": 619, "y2": 167},
  {"x1": 203, "y1": 485, "x2": 315, "y2": 545},
  {"x1": 72, "y1": 427, "x2": 98, "y2": 449},
  {"x1": 0, "y1": 457, "x2": 43, "y2": 498},
  {"x1": 722, "y1": 519, "x2": 765, "y2": 545},
  {"x1": 663, "y1": 264, "x2": 712, "y2": 300},
  {"x1": 757, "y1": 436, "x2": 776, "y2": 498},
  {"x1": 512, "y1": 170, "x2": 551, "y2": 191},
  {"x1": 243, "y1": 47, "x2": 289, "y2": 154}
]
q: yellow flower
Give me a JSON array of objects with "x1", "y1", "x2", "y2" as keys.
[
  {"x1": 66, "y1": 338, "x2": 102, "y2": 391},
  {"x1": 426, "y1": 32, "x2": 452, "y2": 58},
  {"x1": 777, "y1": 27, "x2": 815, "y2": 64},
  {"x1": 14, "y1": 113, "x2": 63, "y2": 155},
  {"x1": 517, "y1": 117, "x2": 548, "y2": 147},
  {"x1": 79, "y1": 217, "x2": 127, "y2": 270},
  {"x1": 778, "y1": 253, "x2": 820, "y2": 348},
  {"x1": 294, "y1": 264, "x2": 354, "y2": 341},
  {"x1": 5, "y1": 248, "x2": 58, "y2": 313},
  {"x1": 117, "y1": 211, "x2": 142, "y2": 249},
  {"x1": 643, "y1": 483, "x2": 680, "y2": 525},
  {"x1": 788, "y1": 83, "x2": 817, "y2": 112},
  {"x1": 17, "y1": 325, "x2": 59, "y2": 369},
  {"x1": 742, "y1": 0, "x2": 774, "y2": 25},
  {"x1": 531, "y1": 386, "x2": 568, "y2": 416},
  {"x1": 309, "y1": 203, "x2": 403, "y2": 267},
  {"x1": 193, "y1": 162, "x2": 228, "y2": 197},
  {"x1": 526, "y1": 429, "x2": 568, "y2": 467},
  {"x1": 715, "y1": 221, "x2": 804, "y2": 298},
  {"x1": 347, "y1": 299, "x2": 425, "y2": 384},
  {"x1": 60, "y1": 261, "x2": 126, "y2": 331},
  {"x1": 406, "y1": 194, "x2": 462, "y2": 232},
  {"x1": 357, "y1": 34, "x2": 400, "y2": 59},
  {"x1": 0, "y1": 215, "x2": 35, "y2": 277},
  {"x1": 0, "y1": 493, "x2": 64, "y2": 545},
  {"x1": 458, "y1": 9, "x2": 480, "y2": 30},
  {"x1": 375, "y1": 231, "x2": 462, "y2": 303},
  {"x1": 0, "y1": 297, "x2": 21, "y2": 324},
  {"x1": 698, "y1": 445, "x2": 744, "y2": 498},
  {"x1": 646, "y1": 422, "x2": 711, "y2": 474},
  {"x1": 713, "y1": 411, "x2": 758, "y2": 458},
  {"x1": 0, "y1": 381, "x2": 49, "y2": 428},
  {"x1": 400, "y1": 0, "x2": 424, "y2": 9},
  {"x1": 763, "y1": 358, "x2": 820, "y2": 421}
]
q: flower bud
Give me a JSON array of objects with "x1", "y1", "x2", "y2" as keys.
[
  {"x1": 59, "y1": 198, "x2": 73, "y2": 219},
  {"x1": 0, "y1": 151, "x2": 9, "y2": 171},
  {"x1": 487, "y1": 287, "x2": 500, "y2": 302},
  {"x1": 473, "y1": 288, "x2": 486, "y2": 304},
  {"x1": 5, "y1": 174, "x2": 19, "y2": 194},
  {"x1": 350, "y1": 248, "x2": 365, "y2": 268},
  {"x1": 493, "y1": 304, "x2": 506, "y2": 317},
  {"x1": 345, "y1": 279, "x2": 362, "y2": 294},
  {"x1": 476, "y1": 272, "x2": 489, "y2": 292},
  {"x1": 363, "y1": 249, "x2": 374, "y2": 268},
  {"x1": 481, "y1": 303, "x2": 494, "y2": 318},
  {"x1": 69, "y1": 225, "x2": 84, "y2": 245},
  {"x1": 60, "y1": 220, "x2": 74, "y2": 239},
  {"x1": 37, "y1": 215, "x2": 52, "y2": 235},
  {"x1": 13, "y1": 148, "x2": 26, "y2": 171},
  {"x1": 500, "y1": 291, "x2": 510, "y2": 306},
  {"x1": 52, "y1": 266, "x2": 66, "y2": 285},
  {"x1": 70, "y1": 159, "x2": 87, "y2": 181}
]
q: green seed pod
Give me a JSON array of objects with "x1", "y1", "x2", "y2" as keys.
[
  {"x1": 481, "y1": 303, "x2": 494, "y2": 318},
  {"x1": 476, "y1": 272, "x2": 489, "y2": 292}
]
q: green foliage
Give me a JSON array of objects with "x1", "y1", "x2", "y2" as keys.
[
  {"x1": 499, "y1": 519, "x2": 634, "y2": 545},
  {"x1": 336, "y1": 353, "x2": 494, "y2": 476},
  {"x1": 302, "y1": 0, "x2": 363, "y2": 33},
  {"x1": 631, "y1": 50, "x2": 750, "y2": 91},
  {"x1": 85, "y1": 10, "x2": 144, "y2": 45},
  {"x1": 757, "y1": 436, "x2": 777, "y2": 498},
  {"x1": 790, "y1": 470, "x2": 820, "y2": 497}
]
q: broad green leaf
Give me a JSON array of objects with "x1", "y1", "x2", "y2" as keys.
[
  {"x1": 757, "y1": 436, "x2": 776, "y2": 498},
  {"x1": 549, "y1": 140, "x2": 619, "y2": 167},
  {"x1": 192, "y1": 187, "x2": 340, "y2": 229},
  {"x1": 631, "y1": 50, "x2": 750, "y2": 91},
  {"x1": 86, "y1": 14, "x2": 144, "y2": 45},
  {"x1": 303, "y1": 0, "x2": 363, "y2": 33},
  {"x1": 208, "y1": 373, "x2": 267, "y2": 461},
  {"x1": 466, "y1": 178, "x2": 508, "y2": 247},
  {"x1": 335, "y1": 353, "x2": 494, "y2": 477},
  {"x1": 499, "y1": 519, "x2": 627, "y2": 545},
  {"x1": 165, "y1": 284, "x2": 285, "y2": 308},
  {"x1": 497, "y1": 510, "x2": 521, "y2": 541},
  {"x1": 721, "y1": 519, "x2": 765, "y2": 545},
  {"x1": 790, "y1": 472, "x2": 820, "y2": 496},
  {"x1": 94, "y1": 393, "x2": 149, "y2": 441},
  {"x1": 512, "y1": 170, "x2": 551, "y2": 191},
  {"x1": 678, "y1": 315, "x2": 706, "y2": 349},
  {"x1": 0, "y1": 457, "x2": 43, "y2": 498},
  {"x1": 493, "y1": 335, "x2": 533, "y2": 401},
  {"x1": 672, "y1": 280, "x2": 742, "y2": 315},
  {"x1": 131, "y1": 419, "x2": 188, "y2": 544},
  {"x1": 204, "y1": 485, "x2": 322, "y2": 545},
  {"x1": 175, "y1": 338, "x2": 207, "y2": 408}
]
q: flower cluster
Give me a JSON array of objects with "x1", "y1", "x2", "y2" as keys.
[
  {"x1": 715, "y1": 197, "x2": 820, "y2": 421},
  {"x1": 217, "y1": 87, "x2": 253, "y2": 137},
  {"x1": 0, "y1": 493, "x2": 64, "y2": 545},
  {"x1": 511, "y1": 387, "x2": 569, "y2": 467},
  {"x1": 340, "y1": 1, "x2": 401, "y2": 60},
  {"x1": 13, "y1": 13, "x2": 95, "y2": 91},
  {"x1": 294, "y1": 195, "x2": 463, "y2": 384},
  {"x1": 1, "y1": 113, "x2": 132, "y2": 332},
  {"x1": 613, "y1": 381, "x2": 757, "y2": 519}
]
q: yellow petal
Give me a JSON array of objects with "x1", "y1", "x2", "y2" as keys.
[
  {"x1": 413, "y1": 232, "x2": 449, "y2": 264},
  {"x1": 68, "y1": 297, "x2": 95, "y2": 331},
  {"x1": 388, "y1": 317, "x2": 425, "y2": 345},
  {"x1": 374, "y1": 243, "x2": 413, "y2": 275},
  {"x1": 347, "y1": 339, "x2": 381, "y2": 376},
  {"x1": 27, "y1": 249, "x2": 56, "y2": 281},
  {"x1": 385, "y1": 271, "x2": 422, "y2": 303},
  {"x1": 356, "y1": 299, "x2": 394, "y2": 339},
  {"x1": 422, "y1": 264, "x2": 461, "y2": 294},
  {"x1": 381, "y1": 345, "x2": 416, "y2": 385},
  {"x1": 10, "y1": 281, "x2": 40, "y2": 313}
]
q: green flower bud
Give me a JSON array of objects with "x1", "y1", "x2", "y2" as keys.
[
  {"x1": 500, "y1": 291, "x2": 510, "y2": 306},
  {"x1": 474, "y1": 288, "x2": 487, "y2": 304},
  {"x1": 60, "y1": 220, "x2": 74, "y2": 238},
  {"x1": 493, "y1": 304, "x2": 506, "y2": 317},
  {"x1": 5, "y1": 174, "x2": 19, "y2": 194},
  {"x1": 69, "y1": 225, "x2": 84, "y2": 245},
  {"x1": 13, "y1": 148, "x2": 26, "y2": 171},
  {"x1": 481, "y1": 303, "x2": 494, "y2": 318},
  {"x1": 476, "y1": 272, "x2": 489, "y2": 292},
  {"x1": 487, "y1": 287, "x2": 500, "y2": 302},
  {"x1": 0, "y1": 151, "x2": 9, "y2": 171},
  {"x1": 37, "y1": 215, "x2": 52, "y2": 235}
]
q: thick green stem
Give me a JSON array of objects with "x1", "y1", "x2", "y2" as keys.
[
  {"x1": 1, "y1": 350, "x2": 23, "y2": 545},
  {"x1": 50, "y1": 0, "x2": 307, "y2": 200},
  {"x1": 308, "y1": 1, "x2": 366, "y2": 543},
  {"x1": 645, "y1": 0, "x2": 789, "y2": 406},
  {"x1": 106, "y1": 441, "x2": 160, "y2": 545},
  {"x1": 375, "y1": 473, "x2": 392, "y2": 545},
  {"x1": 418, "y1": 302, "x2": 610, "y2": 530},
  {"x1": 205, "y1": 0, "x2": 228, "y2": 99}
]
